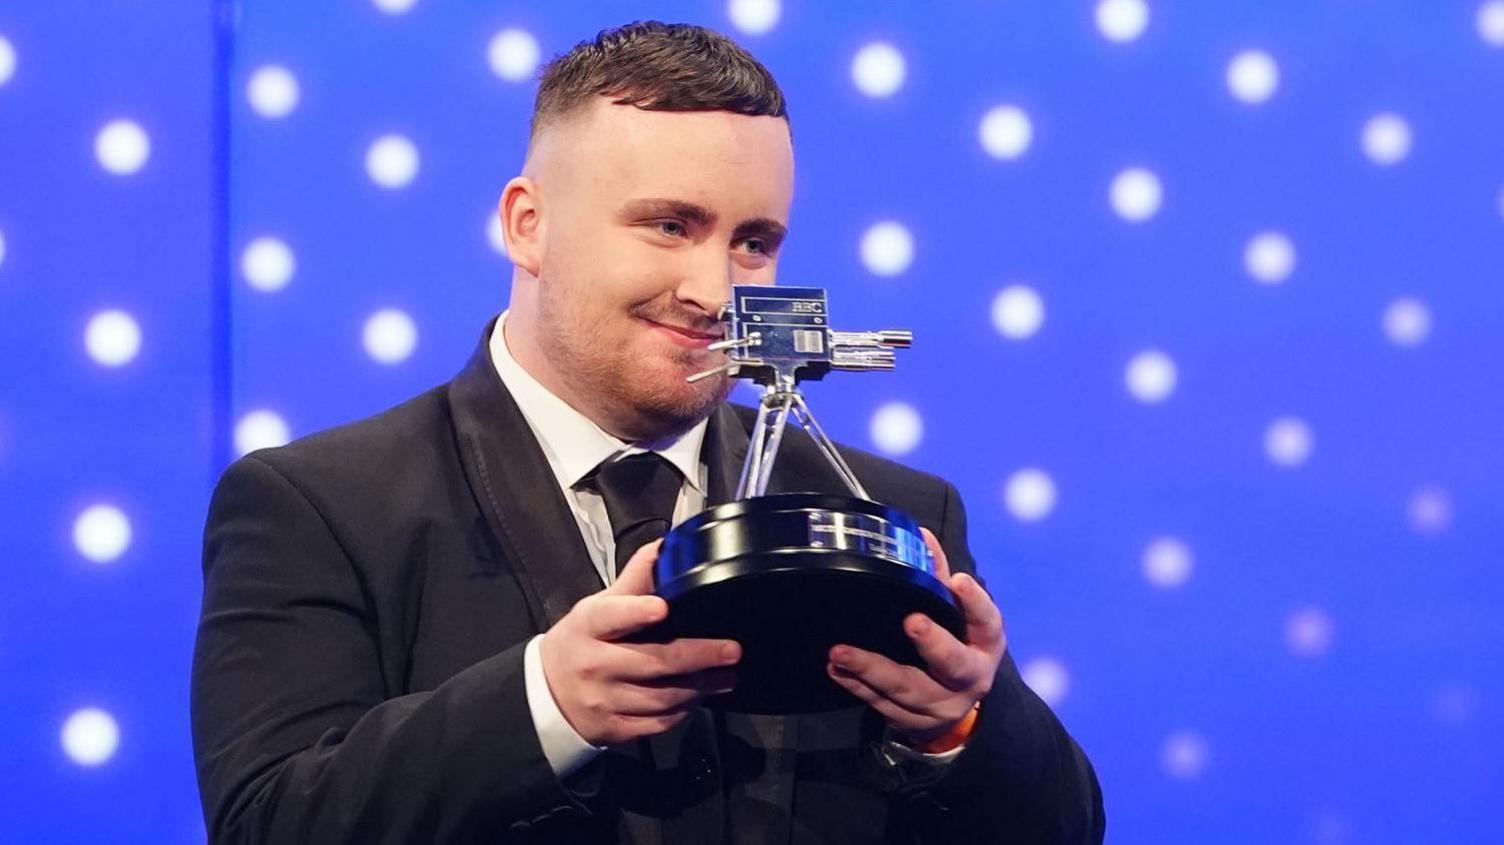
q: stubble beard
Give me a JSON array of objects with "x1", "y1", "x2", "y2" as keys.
[{"x1": 537, "y1": 291, "x2": 732, "y2": 443}]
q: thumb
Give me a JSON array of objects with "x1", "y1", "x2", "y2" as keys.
[{"x1": 606, "y1": 538, "x2": 663, "y2": 596}]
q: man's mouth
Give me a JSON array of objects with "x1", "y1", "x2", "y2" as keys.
[{"x1": 639, "y1": 317, "x2": 722, "y2": 348}]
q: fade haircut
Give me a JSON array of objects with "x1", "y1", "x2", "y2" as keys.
[{"x1": 529, "y1": 21, "x2": 789, "y2": 144}]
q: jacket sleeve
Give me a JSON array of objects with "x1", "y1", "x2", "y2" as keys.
[
  {"x1": 190, "y1": 455, "x2": 588, "y2": 843},
  {"x1": 880, "y1": 481, "x2": 1106, "y2": 844}
]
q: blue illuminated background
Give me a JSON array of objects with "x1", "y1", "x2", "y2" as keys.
[{"x1": 1, "y1": 1, "x2": 1501, "y2": 841}]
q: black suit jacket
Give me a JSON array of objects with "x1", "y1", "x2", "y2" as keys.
[{"x1": 191, "y1": 318, "x2": 1104, "y2": 843}]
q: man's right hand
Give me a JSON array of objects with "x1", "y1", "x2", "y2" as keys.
[{"x1": 538, "y1": 539, "x2": 741, "y2": 746}]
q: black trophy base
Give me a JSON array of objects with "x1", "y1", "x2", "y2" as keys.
[{"x1": 635, "y1": 493, "x2": 964, "y2": 714}]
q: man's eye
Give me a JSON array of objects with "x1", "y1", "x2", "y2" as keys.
[
  {"x1": 657, "y1": 220, "x2": 687, "y2": 238},
  {"x1": 742, "y1": 239, "x2": 766, "y2": 255}
]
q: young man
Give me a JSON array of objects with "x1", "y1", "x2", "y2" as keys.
[{"x1": 191, "y1": 21, "x2": 1103, "y2": 843}]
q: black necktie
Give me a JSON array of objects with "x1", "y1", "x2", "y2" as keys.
[{"x1": 584, "y1": 452, "x2": 683, "y2": 577}]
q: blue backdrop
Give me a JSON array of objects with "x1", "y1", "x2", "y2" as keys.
[{"x1": 2, "y1": 1, "x2": 1501, "y2": 841}]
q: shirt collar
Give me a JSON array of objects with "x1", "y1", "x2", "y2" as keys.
[{"x1": 489, "y1": 310, "x2": 707, "y2": 491}]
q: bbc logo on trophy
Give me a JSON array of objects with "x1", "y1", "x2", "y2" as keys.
[{"x1": 638, "y1": 285, "x2": 965, "y2": 714}]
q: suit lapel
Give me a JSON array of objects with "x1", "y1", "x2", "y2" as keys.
[
  {"x1": 446, "y1": 317, "x2": 602, "y2": 630},
  {"x1": 704, "y1": 401, "x2": 752, "y2": 507}
]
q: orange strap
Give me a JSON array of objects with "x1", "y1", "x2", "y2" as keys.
[{"x1": 915, "y1": 702, "x2": 981, "y2": 754}]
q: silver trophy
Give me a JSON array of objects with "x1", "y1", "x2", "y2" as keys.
[{"x1": 643, "y1": 286, "x2": 963, "y2": 714}]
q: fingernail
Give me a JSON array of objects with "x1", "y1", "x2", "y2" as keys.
[
  {"x1": 830, "y1": 646, "x2": 850, "y2": 664},
  {"x1": 909, "y1": 616, "x2": 931, "y2": 635},
  {"x1": 721, "y1": 643, "x2": 740, "y2": 663}
]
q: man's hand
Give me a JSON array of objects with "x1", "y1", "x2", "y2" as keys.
[
  {"x1": 826, "y1": 528, "x2": 1007, "y2": 746},
  {"x1": 538, "y1": 539, "x2": 741, "y2": 746}
]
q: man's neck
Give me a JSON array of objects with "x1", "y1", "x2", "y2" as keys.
[{"x1": 501, "y1": 311, "x2": 628, "y2": 442}]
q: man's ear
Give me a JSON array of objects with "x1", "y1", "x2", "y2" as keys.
[{"x1": 499, "y1": 176, "x2": 543, "y2": 277}]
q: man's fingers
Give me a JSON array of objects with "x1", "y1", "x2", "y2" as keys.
[
  {"x1": 586, "y1": 594, "x2": 669, "y2": 641},
  {"x1": 636, "y1": 666, "x2": 739, "y2": 693},
  {"x1": 611, "y1": 637, "x2": 742, "y2": 680},
  {"x1": 606, "y1": 538, "x2": 663, "y2": 596},
  {"x1": 919, "y1": 527, "x2": 951, "y2": 582},
  {"x1": 826, "y1": 664, "x2": 933, "y2": 732},
  {"x1": 609, "y1": 709, "x2": 694, "y2": 739},
  {"x1": 628, "y1": 666, "x2": 739, "y2": 702},
  {"x1": 827, "y1": 645, "x2": 948, "y2": 715},
  {"x1": 902, "y1": 612, "x2": 978, "y2": 691},
  {"x1": 610, "y1": 664, "x2": 740, "y2": 716},
  {"x1": 950, "y1": 573, "x2": 1006, "y2": 655}
]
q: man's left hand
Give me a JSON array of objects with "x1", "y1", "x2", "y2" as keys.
[{"x1": 826, "y1": 527, "x2": 1007, "y2": 747}]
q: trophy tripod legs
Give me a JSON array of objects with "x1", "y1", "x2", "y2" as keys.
[
  {"x1": 735, "y1": 385, "x2": 872, "y2": 501},
  {"x1": 737, "y1": 390, "x2": 795, "y2": 499}
]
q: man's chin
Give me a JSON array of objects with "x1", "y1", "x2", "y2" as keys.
[{"x1": 619, "y1": 372, "x2": 731, "y2": 442}]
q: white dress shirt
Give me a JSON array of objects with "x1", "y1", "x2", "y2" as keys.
[
  {"x1": 491, "y1": 311, "x2": 962, "y2": 779},
  {"x1": 491, "y1": 311, "x2": 707, "y2": 778}
]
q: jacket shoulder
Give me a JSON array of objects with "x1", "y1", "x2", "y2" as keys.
[{"x1": 224, "y1": 383, "x2": 455, "y2": 499}]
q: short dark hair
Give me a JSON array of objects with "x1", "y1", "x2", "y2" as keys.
[{"x1": 530, "y1": 21, "x2": 789, "y2": 142}]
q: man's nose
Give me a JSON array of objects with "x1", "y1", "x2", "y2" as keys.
[{"x1": 674, "y1": 251, "x2": 735, "y2": 318}]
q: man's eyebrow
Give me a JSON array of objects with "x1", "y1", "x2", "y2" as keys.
[
  {"x1": 619, "y1": 197, "x2": 788, "y2": 246},
  {"x1": 619, "y1": 198, "x2": 717, "y2": 226},
  {"x1": 732, "y1": 217, "x2": 788, "y2": 246}
]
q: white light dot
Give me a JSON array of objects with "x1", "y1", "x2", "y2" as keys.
[
  {"x1": 486, "y1": 212, "x2": 509, "y2": 257},
  {"x1": 488, "y1": 28, "x2": 540, "y2": 82},
  {"x1": 73, "y1": 504, "x2": 131, "y2": 564},
  {"x1": 978, "y1": 105, "x2": 1033, "y2": 160},
  {"x1": 1406, "y1": 485, "x2": 1453, "y2": 535},
  {"x1": 1383, "y1": 297, "x2": 1431, "y2": 347},
  {"x1": 372, "y1": 0, "x2": 418, "y2": 14},
  {"x1": 235, "y1": 410, "x2": 291, "y2": 457},
  {"x1": 84, "y1": 310, "x2": 142, "y2": 367},
  {"x1": 1226, "y1": 49, "x2": 1279, "y2": 104},
  {"x1": 0, "y1": 227, "x2": 6, "y2": 269},
  {"x1": 1161, "y1": 731, "x2": 1209, "y2": 780},
  {"x1": 1125, "y1": 349, "x2": 1177, "y2": 403},
  {"x1": 1004, "y1": 468, "x2": 1056, "y2": 523},
  {"x1": 851, "y1": 42, "x2": 906, "y2": 98},
  {"x1": 1142, "y1": 536, "x2": 1193, "y2": 588},
  {"x1": 1479, "y1": 1, "x2": 1504, "y2": 46},
  {"x1": 1110, "y1": 167, "x2": 1162, "y2": 222},
  {"x1": 1244, "y1": 231, "x2": 1296, "y2": 285},
  {"x1": 991, "y1": 285, "x2": 1044, "y2": 340},
  {"x1": 1311, "y1": 810, "x2": 1356, "y2": 845},
  {"x1": 1264, "y1": 416, "x2": 1313, "y2": 468},
  {"x1": 728, "y1": 0, "x2": 781, "y2": 35},
  {"x1": 1096, "y1": 0, "x2": 1150, "y2": 43},
  {"x1": 61, "y1": 708, "x2": 120, "y2": 766},
  {"x1": 0, "y1": 34, "x2": 15, "y2": 87},
  {"x1": 859, "y1": 221, "x2": 914, "y2": 276},
  {"x1": 95, "y1": 119, "x2": 151, "y2": 176},
  {"x1": 1285, "y1": 605, "x2": 1334, "y2": 658},
  {"x1": 1433, "y1": 683, "x2": 1479, "y2": 724},
  {"x1": 1021, "y1": 656, "x2": 1070, "y2": 706},
  {"x1": 241, "y1": 237, "x2": 295, "y2": 292},
  {"x1": 1361, "y1": 113, "x2": 1412, "y2": 166},
  {"x1": 246, "y1": 65, "x2": 300, "y2": 119},
  {"x1": 363, "y1": 308, "x2": 418, "y2": 364},
  {"x1": 366, "y1": 134, "x2": 419, "y2": 189},
  {"x1": 869, "y1": 401, "x2": 923, "y2": 456}
]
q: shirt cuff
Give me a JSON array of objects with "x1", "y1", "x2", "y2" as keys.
[
  {"x1": 881, "y1": 725, "x2": 968, "y2": 765},
  {"x1": 523, "y1": 634, "x2": 605, "y2": 778}
]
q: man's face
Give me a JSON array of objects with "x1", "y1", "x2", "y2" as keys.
[{"x1": 514, "y1": 97, "x2": 794, "y2": 442}]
